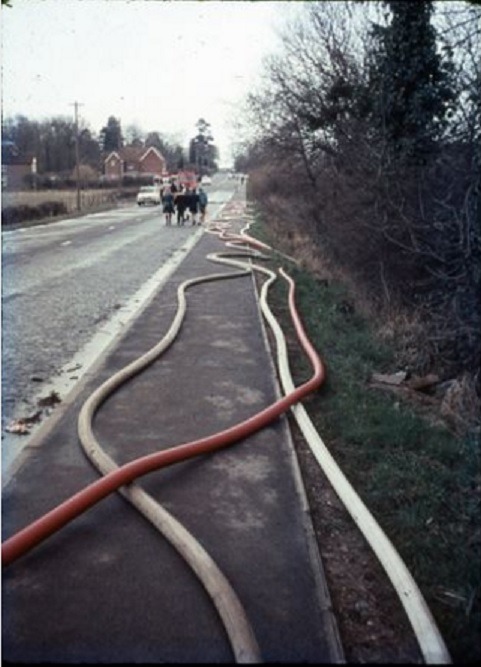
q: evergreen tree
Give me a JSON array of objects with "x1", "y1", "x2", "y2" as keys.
[
  {"x1": 99, "y1": 116, "x2": 123, "y2": 152},
  {"x1": 189, "y1": 119, "x2": 215, "y2": 173},
  {"x1": 78, "y1": 127, "x2": 101, "y2": 170},
  {"x1": 369, "y1": 1, "x2": 454, "y2": 163}
]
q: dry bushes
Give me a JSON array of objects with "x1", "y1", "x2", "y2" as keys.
[
  {"x1": 377, "y1": 309, "x2": 433, "y2": 373},
  {"x1": 243, "y1": 1, "x2": 480, "y2": 399},
  {"x1": 248, "y1": 151, "x2": 481, "y2": 430},
  {"x1": 314, "y1": 149, "x2": 479, "y2": 382},
  {"x1": 439, "y1": 373, "x2": 481, "y2": 433}
]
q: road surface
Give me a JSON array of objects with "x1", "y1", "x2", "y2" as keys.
[{"x1": 1, "y1": 174, "x2": 237, "y2": 478}]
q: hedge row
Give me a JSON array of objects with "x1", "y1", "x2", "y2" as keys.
[{"x1": 2, "y1": 201, "x2": 68, "y2": 226}]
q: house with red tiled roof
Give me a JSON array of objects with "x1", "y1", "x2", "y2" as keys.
[{"x1": 103, "y1": 146, "x2": 166, "y2": 181}]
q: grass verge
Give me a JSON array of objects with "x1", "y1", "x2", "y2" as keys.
[{"x1": 248, "y1": 210, "x2": 481, "y2": 663}]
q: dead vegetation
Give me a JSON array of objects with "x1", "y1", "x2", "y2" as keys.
[
  {"x1": 238, "y1": 1, "x2": 480, "y2": 430},
  {"x1": 247, "y1": 161, "x2": 480, "y2": 437}
]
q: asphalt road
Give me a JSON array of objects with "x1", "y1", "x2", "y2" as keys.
[{"x1": 1, "y1": 175, "x2": 237, "y2": 474}]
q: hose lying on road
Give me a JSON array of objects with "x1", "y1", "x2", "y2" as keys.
[
  {"x1": 1, "y1": 233, "x2": 325, "y2": 662},
  {"x1": 77, "y1": 257, "x2": 265, "y2": 664},
  {"x1": 2, "y1": 208, "x2": 451, "y2": 664},
  {"x1": 235, "y1": 219, "x2": 451, "y2": 665},
  {"x1": 2, "y1": 265, "x2": 324, "y2": 571},
  {"x1": 211, "y1": 232, "x2": 451, "y2": 663}
]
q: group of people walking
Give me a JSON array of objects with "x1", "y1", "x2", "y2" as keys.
[{"x1": 161, "y1": 183, "x2": 208, "y2": 227}]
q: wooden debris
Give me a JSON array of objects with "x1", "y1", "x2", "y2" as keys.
[
  {"x1": 406, "y1": 374, "x2": 440, "y2": 392},
  {"x1": 371, "y1": 371, "x2": 407, "y2": 386}
]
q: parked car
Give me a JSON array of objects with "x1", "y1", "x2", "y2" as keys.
[
  {"x1": 201, "y1": 175, "x2": 212, "y2": 186},
  {"x1": 137, "y1": 186, "x2": 161, "y2": 206}
]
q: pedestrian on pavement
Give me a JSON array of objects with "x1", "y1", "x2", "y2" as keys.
[
  {"x1": 186, "y1": 187, "x2": 200, "y2": 225},
  {"x1": 162, "y1": 186, "x2": 175, "y2": 226},
  {"x1": 175, "y1": 186, "x2": 187, "y2": 226},
  {"x1": 198, "y1": 187, "x2": 208, "y2": 225}
]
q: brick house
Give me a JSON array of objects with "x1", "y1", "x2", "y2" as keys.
[
  {"x1": 1, "y1": 142, "x2": 36, "y2": 190},
  {"x1": 103, "y1": 146, "x2": 166, "y2": 181}
]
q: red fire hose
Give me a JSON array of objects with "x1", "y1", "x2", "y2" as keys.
[{"x1": 2, "y1": 270, "x2": 324, "y2": 567}]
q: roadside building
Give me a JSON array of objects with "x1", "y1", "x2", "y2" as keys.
[
  {"x1": 1, "y1": 141, "x2": 36, "y2": 191},
  {"x1": 103, "y1": 146, "x2": 166, "y2": 183}
]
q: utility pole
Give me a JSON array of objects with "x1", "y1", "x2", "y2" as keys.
[
  {"x1": 31, "y1": 157, "x2": 37, "y2": 192},
  {"x1": 70, "y1": 101, "x2": 84, "y2": 211}
]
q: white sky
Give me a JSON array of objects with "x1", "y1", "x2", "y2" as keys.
[{"x1": 1, "y1": 0, "x2": 294, "y2": 166}]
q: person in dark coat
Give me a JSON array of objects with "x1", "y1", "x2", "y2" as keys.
[
  {"x1": 162, "y1": 186, "x2": 175, "y2": 226},
  {"x1": 175, "y1": 186, "x2": 187, "y2": 226},
  {"x1": 186, "y1": 187, "x2": 200, "y2": 225},
  {"x1": 198, "y1": 187, "x2": 208, "y2": 224}
]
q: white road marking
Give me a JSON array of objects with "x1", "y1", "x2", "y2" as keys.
[{"x1": 1, "y1": 225, "x2": 206, "y2": 484}]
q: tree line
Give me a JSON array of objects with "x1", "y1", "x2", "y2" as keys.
[
  {"x1": 2, "y1": 114, "x2": 218, "y2": 183},
  {"x1": 237, "y1": 0, "x2": 480, "y2": 386}
]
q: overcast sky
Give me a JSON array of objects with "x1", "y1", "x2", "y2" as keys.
[{"x1": 1, "y1": 0, "x2": 296, "y2": 166}]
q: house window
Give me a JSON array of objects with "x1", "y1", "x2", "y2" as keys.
[{"x1": 110, "y1": 159, "x2": 116, "y2": 167}]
